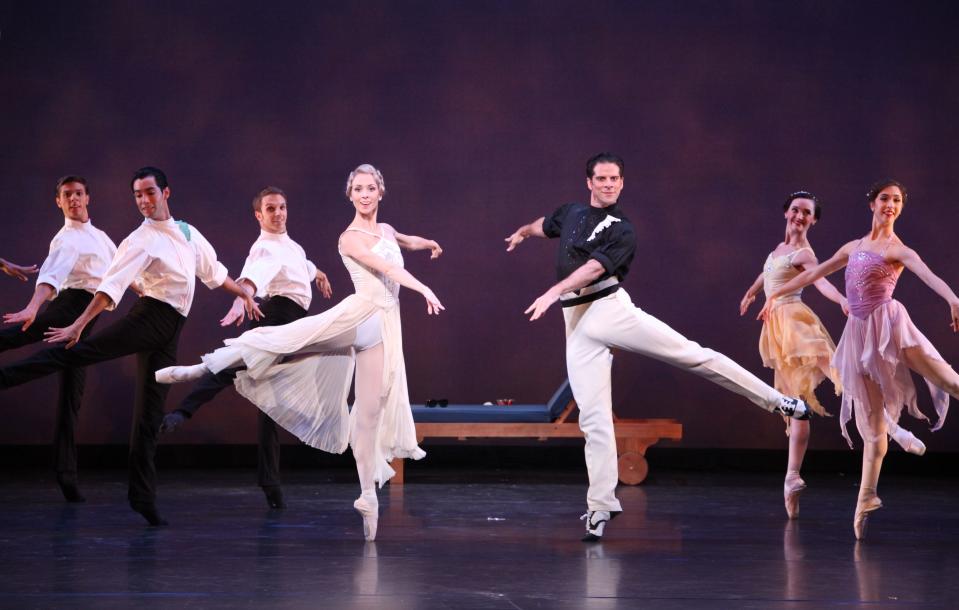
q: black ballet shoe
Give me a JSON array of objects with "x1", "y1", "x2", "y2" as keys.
[
  {"x1": 130, "y1": 501, "x2": 169, "y2": 526},
  {"x1": 57, "y1": 475, "x2": 86, "y2": 503},
  {"x1": 263, "y1": 486, "x2": 286, "y2": 509},
  {"x1": 159, "y1": 411, "x2": 189, "y2": 435}
]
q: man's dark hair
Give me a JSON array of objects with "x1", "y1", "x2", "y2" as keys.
[
  {"x1": 55, "y1": 175, "x2": 89, "y2": 197},
  {"x1": 253, "y1": 186, "x2": 287, "y2": 212},
  {"x1": 783, "y1": 191, "x2": 822, "y2": 221},
  {"x1": 586, "y1": 153, "x2": 625, "y2": 179},
  {"x1": 866, "y1": 179, "x2": 907, "y2": 205},
  {"x1": 130, "y1": 166, "x2": 169, "y2": 191}
]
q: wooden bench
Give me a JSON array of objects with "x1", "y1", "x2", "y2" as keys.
[{"x1": 389, "y1": 380, "x2": 682, "y2": 484}]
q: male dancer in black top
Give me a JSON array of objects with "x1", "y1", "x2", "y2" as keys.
[
  {"x1": 0, "y1": 167, "x2": 260, "y2": 525},
  {"x1": 160, "y1": 186, "x2": 332, "y2": 508},
  {"x1": 0, "y1": 176, "x2": 117, "y2": 501},
  {"x1": 506, "y1": 153, "x2": 810, "y2": 541}
]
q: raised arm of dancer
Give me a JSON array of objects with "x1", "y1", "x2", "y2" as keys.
[
  {"x1": 389, "y1": 226, "x2": 443, "y2": 259},
  {"x1": 3, "y1": 283, "x2": 55, "y2": 331},
  {"x1": 893, "y1": 245, "x2": 959, "y2": 331},
  {"x1": 525, "y1": 259, "x2": 605, "y2": 321},
  {"x1": 0, "y1": 258, "x2": 39, "y2": 282},
  {"x1": 739, "y1": 272, "x2": 765, "y2": 316},
  {"x1": 44, "y1": 292, "x2": 114, "y2": 348},
  {"x1": 505, "y1": 217, "x2": 547, "y2": 251},
  {"x1": 758, "y1": 241, "x2": 856, "y2": 321},
  {"x1": 792, "y1": 249, "x2": 849, "y2": 313},
  {"x1": 339, "y1": 232, "x2": 445, "y2": 315}
]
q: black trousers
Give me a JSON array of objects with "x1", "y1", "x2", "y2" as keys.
[
  {"x1": 0, "y1": 289, "x2": 97, "y2": 479},
  {"x1": 0, "y1": 297, "x2": 186, "y2": 506},
  {"x1": 178, "y1": 295, "x2": 307, "y2": 488}
]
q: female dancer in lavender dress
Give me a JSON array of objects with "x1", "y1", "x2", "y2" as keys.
[
  {"x1": 156, "y1": 164, "x2": 445, "y2": 541},
  {"x1": 760, "y1": 180, "x2": 959, "y2": 539},
  {"x1": 740, "y1": 192, "x2": 845, "y2": 519}
]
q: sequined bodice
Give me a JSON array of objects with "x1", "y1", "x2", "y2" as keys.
[
  {"x1": 845, "y1": 249, "x2": 899, "y2": 319},
  {"x1": 339, "y1": 235, "x2": 403, "y2": 306},
  {"x1": 762, "y1": 250, "x2": 807, "y2": 303}
]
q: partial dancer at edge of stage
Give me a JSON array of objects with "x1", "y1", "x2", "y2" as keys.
[
  {"x1": 159, "y1": 186, "x2": 333, "y2": 509},
  {"x1": 506, "y1": 153, "x2": 813, "y2": 543},
  {"x1": 739, "y1": 191, "x2": 845, "y2": 519},
  {"x1": 155, "y1": 163, "x2": 444, "y2": 541},
  {"x1": 0, "y1": 176, "x2": 117, "y2": 502},
  {"x1": 759, "y1": 179, "x2": 959, "y2": 540},
  {"x1": 0, "y1": 167, "x2": 260, "y2": 526}
]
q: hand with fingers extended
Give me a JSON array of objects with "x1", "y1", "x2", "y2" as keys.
[
  {"x1": 525, "y1": 288, "x2": 561, "y2": 321},
  {"x1": 950, "y1": 300, "x2": 959, "y2": 333},
  {"x1": 242, "y1": 293, "x2": 264, "y2": 322},
  {"x1": 45, "y1": 321, "x2": 84, "y2": 348},
  {"x1": 0, "y1": 258, "x2": 38, "y2": 282},
  {"x1": 220, "y1": 297, "x2": 248, "y2": 327},
  {"x1": 421, "y1": 287, "x2": 445, "y2": 315},
  {"x1": 504, "y1": 228, "x2": 528, "y2": 252},
  {"x1": 315, "y1": 270, "x2": 333, "y2": 299},
  {"x1": 757, "y1": 296, "x2": 776, "y2": 322},
  {"x1": 739, "y1": 291, "x2": 756, "y2": 316},
  {"x1": 3, "y1": 305, "x2": 40, "y2": 331}
]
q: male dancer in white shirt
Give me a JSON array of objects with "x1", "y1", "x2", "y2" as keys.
[
  {"x1": 0, "y1": 176, "x2": 117, "y2": 502},
  {"x1": 159, "y1": 186, "x2": 333, "y2": 508},
  {"x1": 0, "y1": 167, "x2": 260, "y2": 526}
]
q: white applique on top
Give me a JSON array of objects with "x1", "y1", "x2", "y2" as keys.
[{"x1": 586, "y1": 215, "x2": 621, "y2": 242}]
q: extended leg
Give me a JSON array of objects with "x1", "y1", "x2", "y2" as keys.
[
  {"x1": 351, "y1": 342, "x2": 385, "y2": 541},
  {"x1": 855, "y1": 377, "x2": 887, "y2": 540}
]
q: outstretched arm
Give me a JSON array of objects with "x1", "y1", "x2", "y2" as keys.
[
  {"x1": 896, "y1": 245, "x2": 959, "y2": 331},
  {"x1": 739, "y1": 272, "x2": 765, "y2": 316},
  {"x1": 791, "y1": 249, "x2": 848, "y2": 313},
  {"x1": 340, "y1": 232, "x2": 444, "y2": 315},
  {"x1": 505, "y1": 217, "x2": 547, "y2": 252},
  {"x1": 392, "y1": 228, "x2": 443, "y2": 259},
  {"x1": 44, "y1": 292, "x2": 113, "y2": 348},
  {"x1": 758, "y1": 241, "x2": 855, "y2": 321},
  {"x1": 0, "y1": 258, "x2": 39, "y2": 281},
  {"x1": 3, "y1": 283, "x2": 55, "y2": 331},
  {"x1": 525, "y1": 259, "x2": 605, "y2": 321}
]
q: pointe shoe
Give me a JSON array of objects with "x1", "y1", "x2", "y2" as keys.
[
  {"x1": 776, "y1": 396, "x2": 810, "y2": 420},
  {"x1": 784, "y1": 477, "x2": 806, "y2": 520},
  {"x1": 889, "y1": 426, "x2": 926, "y2": 456},
  {"x1": 353, "y1": 494, "x2": 379, "y2": 542},
  {"x1": 154, "y1": 364, "x2": 208, "y2": 384},
  {"x1": 853, "y1": 496, "x2": 883, "y2": 540}
]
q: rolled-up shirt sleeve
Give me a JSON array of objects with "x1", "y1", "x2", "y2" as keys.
[
  {"x1": 542, "y1": 203, "x2": 574, "y2": 238},
  {"x1": 237, "y1": 245, "x2": 281, "y2": 297},
  {"x1": 35, "y1": 242, "x2": 80, "y2": 295},
  {"x1": 96, "y1": 240, "x2": 152, "y2": 310},
  {"x1": 589, "y1": 224, "x2": 636, "y2": 277},
  {"x1": 190, "y1": 226, "x2": 229, "y2": 289}
]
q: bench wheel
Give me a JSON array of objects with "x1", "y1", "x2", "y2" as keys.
[{"x1": 617, "y1": 451, "x2": 648, "y2": 485}]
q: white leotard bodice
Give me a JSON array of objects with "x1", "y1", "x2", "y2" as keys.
[{"x1": 340, "y1": 228, "x2": 403, "y2": 306}]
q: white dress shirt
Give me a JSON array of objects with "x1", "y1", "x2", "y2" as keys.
[
  {"x1": 238, "y1": 230, "x2": 317, "y2": 311},
  {"x1": 35, "y1": 218, "x2": 118, "y2": 296},
  {"x1": 97, "y1": 218, "x2": 228, "y2": 316}
]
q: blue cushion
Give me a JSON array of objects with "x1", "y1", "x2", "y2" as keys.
[{"x1": 412, "y1": 380, "x2": 572, "y2": 423}]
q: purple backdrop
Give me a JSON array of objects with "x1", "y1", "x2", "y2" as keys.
[{"x1": 1, "y1": 1, "x2": 957, "y2": 450}]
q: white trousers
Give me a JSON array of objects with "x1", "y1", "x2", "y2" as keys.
[{"x1": 564, "y1": 289, "x2": 783, "y2": 511}]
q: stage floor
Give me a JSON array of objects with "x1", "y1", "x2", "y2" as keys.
[{"x1": 1, "y1": 468, "x2": 957, "y2": 609}]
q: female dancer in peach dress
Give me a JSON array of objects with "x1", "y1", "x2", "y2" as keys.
[
  {"x1": 156, "y1": 164, "x2": 444, "y2": 541},
  {"x1": 740, "y1": 192, "x2": 845, "y2": 519},
  {"x1": 760, "y1": 180, "x2": 959, "y2": 539}
]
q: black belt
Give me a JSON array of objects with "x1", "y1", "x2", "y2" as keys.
[{"x1": 560, "y1": 284, "x2": 620, "y2": 308}]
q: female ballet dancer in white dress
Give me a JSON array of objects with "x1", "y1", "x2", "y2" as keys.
[{"x1": 156, "y1": 164, "x2": 444, "y2": 541}]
